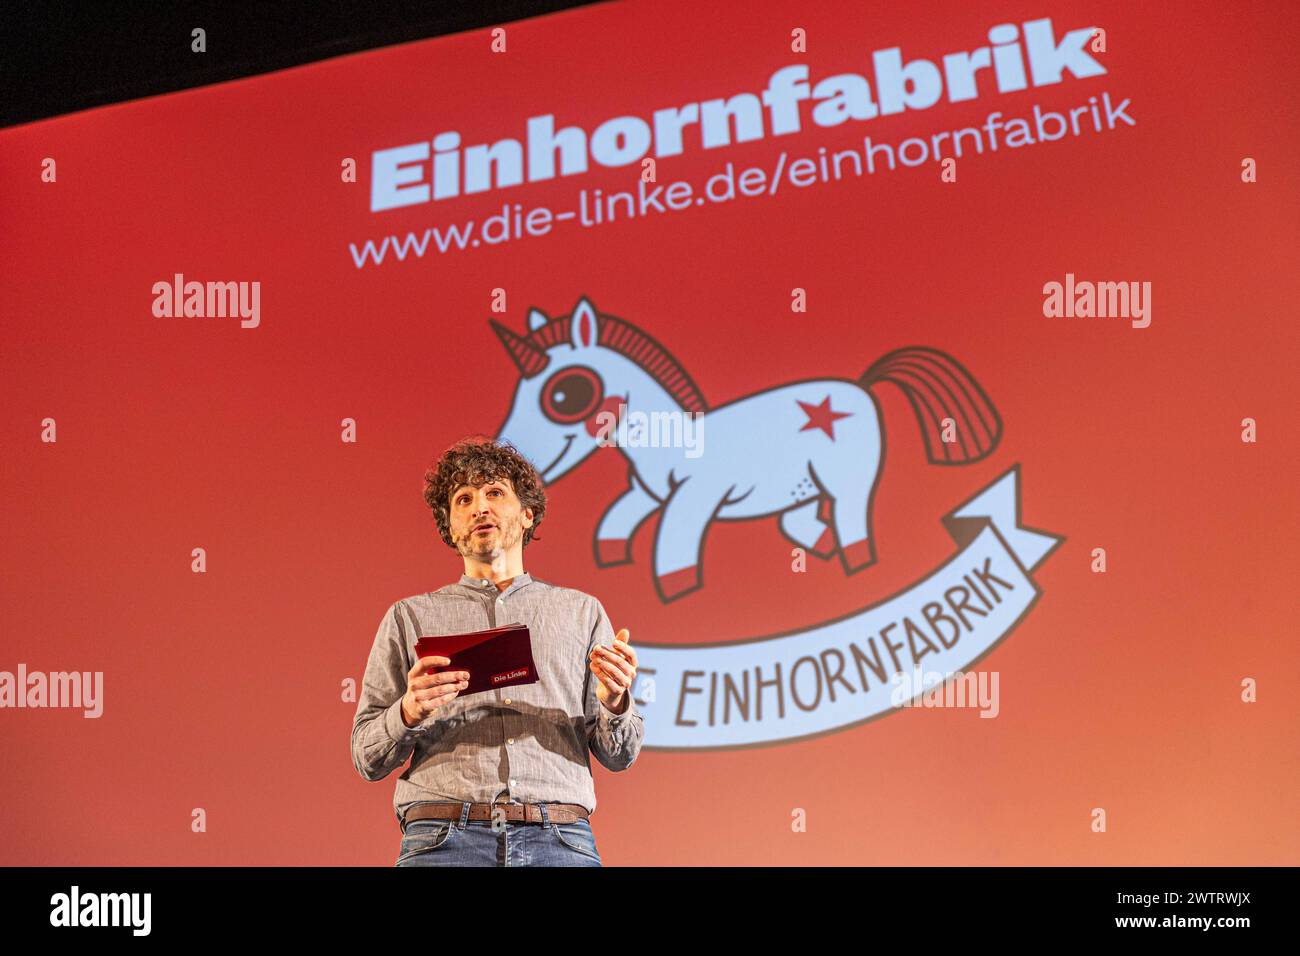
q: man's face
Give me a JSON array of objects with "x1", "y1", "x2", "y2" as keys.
[{"x1": 448, "y1": 476, "x2": 533, "y2": 560}]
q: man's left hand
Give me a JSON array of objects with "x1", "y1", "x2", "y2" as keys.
[{"x1": 591, "y1": 628, "x2": 637, "y2": 715}]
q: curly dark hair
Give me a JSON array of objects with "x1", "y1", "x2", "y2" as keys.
[{"x1": 422, "y1": 435, "x2": 547, "y2": 550}]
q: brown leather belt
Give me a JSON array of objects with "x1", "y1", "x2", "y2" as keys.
[{"x1": 403, "y1": 801, "x2": 589, "y2": 831}]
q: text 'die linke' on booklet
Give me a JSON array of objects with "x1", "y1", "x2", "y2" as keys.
[{"x1": 415, "y1": 623, "x2": 539, "y2": 698}]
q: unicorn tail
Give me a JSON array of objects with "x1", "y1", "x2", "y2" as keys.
[{"x1": 858, "y1": 346, "x2": 1002, "y2": 465}]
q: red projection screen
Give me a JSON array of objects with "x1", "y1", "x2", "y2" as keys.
[{"x1": 1, "y1": 0, "x2": 1296, "y2": 869}]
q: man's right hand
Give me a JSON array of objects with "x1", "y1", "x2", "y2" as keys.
[{"x1": 401, "y1": 656, "x2": 470, "y2": 728}]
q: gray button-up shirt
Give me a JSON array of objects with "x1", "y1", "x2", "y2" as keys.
[{"x1": 351, "y1": 571, "x2": 644, "y2": 827}]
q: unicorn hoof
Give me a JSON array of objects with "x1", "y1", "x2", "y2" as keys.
[
  {"x1": 809, "y1": 527, "x2": 837, "y2": 558},
  {"x1": 840, "y1": 539, "x2": 875, "y2": 573},
  {"x1": 595, "y1": 538, "x2": 631, "y2": 567},
  {"x1": 658, "y1": 565, "x2": 700, "y2": 601}
]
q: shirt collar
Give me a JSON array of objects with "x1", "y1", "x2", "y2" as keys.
[{"x1": 458, "y1": 571, "x2": 532, "y2": 594}]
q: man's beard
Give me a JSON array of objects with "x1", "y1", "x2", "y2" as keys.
[{"x1": 459, "y1": 514, "x2": 520, "y2": 557}]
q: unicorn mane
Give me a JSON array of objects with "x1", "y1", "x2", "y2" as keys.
[{"x1": 527, "y1": 310, "x2": 710, "y2": 414}]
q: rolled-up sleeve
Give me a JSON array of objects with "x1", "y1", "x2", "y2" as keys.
[
  {"x1": 350, "y1": 602, "x2": 428, "y2": 781},
  {"x1": 583, "y1": 597, "x2": 645, "y2": 772}
]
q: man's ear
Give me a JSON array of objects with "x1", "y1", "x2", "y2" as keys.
[{"x1": 523, "y1": 508, "x2": 534, "y2": 528}]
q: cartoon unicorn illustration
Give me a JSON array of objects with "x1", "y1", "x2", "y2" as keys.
[{"x1": 493, "y1": 296, "x2": 1002, "y2": 603}]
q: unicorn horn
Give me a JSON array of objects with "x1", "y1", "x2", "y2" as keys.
[{"x1": 489, "y1": 319, "x2": 550, "y2": 378}]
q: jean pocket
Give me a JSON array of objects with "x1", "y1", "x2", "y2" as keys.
[
  {"x1": 395, "y1": 821, "x2": 457, "y2": 866},
  {"x1": 549, "y1": 820, "x2": 601, "y2": 863}
]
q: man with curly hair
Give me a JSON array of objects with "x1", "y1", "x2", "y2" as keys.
[{"x1": 351, "y1": 434, "x2": 644, "y2": 867}]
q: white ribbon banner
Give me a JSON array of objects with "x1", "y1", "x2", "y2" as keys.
[{"x1": 631, "y1": 466, "x2": 1062, "y2": 749}]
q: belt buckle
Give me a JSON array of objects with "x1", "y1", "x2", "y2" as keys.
[{"x1": 489, "y1": 794, "x2": 518, "y2": 826}]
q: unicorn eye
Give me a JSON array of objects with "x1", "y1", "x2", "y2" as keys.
[{"x1": 540, "y1": 366, "x2": 603, "y2": 425}]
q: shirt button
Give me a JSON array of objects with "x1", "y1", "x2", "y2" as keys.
[
  {"x1": 503, "y1": 698, "x2": 511, "y2": 705},
  {"x1": 507, "y1": 738, "x2": 514, "y2": 744},
  {"x1": 509, "y1": 779, "x2": 516, "y2": 788}
]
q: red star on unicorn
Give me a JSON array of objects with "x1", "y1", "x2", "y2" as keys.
[{"x1": 797, "y1": 395, "x2": 852, "y2": 439}]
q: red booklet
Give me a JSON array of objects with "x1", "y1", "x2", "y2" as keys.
[{"x1": 414, "y1": 623, "x2": 538, "y2": 698}]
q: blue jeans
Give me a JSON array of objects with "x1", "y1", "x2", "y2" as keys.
[{"x1": 395, "y1": 802, "x2": 602, "y2": 867}]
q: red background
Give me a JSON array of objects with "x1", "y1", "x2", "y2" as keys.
[{"x1": 1, "y1": 0, "x2": 1296, "y2": 865}]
